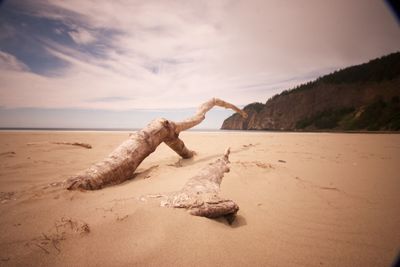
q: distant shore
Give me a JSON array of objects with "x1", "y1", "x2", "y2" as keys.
[
  {"x1": 223, "y1": 128, "x2": 400, "y2": 134},
  {"x1": 1, "y1": 127, "x2": 399, "y2": 134}
]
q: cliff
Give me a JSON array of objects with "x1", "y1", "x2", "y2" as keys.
[{"x1": 222, "y1": 52, "x2": 400, "y2": 131}]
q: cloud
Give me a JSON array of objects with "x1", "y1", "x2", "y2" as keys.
[
  {"x1": 68, "y1": 27, "x2": 96, "y2": 45},
  {"x1": 0, "y1": 0, "x2": 399, "y2": 113},
  {"x1": 0, "y1": 51, "x2": 29, "y2": 71}
]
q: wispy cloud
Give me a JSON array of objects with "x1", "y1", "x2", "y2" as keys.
[
  {"x1": 68, "y1": 27, "x2": 96, "y2": 45},
  {"x1": 0, "y1": 51, "x2": 29, "y2": 71},
  {"x1": 0, "y1": 0, "x2": 399, "y2": 113}
]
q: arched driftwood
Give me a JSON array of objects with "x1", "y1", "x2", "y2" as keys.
[{"x1": 67, "y1": 98, "x2": 247, "y2": 190}]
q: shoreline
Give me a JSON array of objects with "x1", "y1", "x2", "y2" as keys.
[{"x1": 1, "y1": 127, "x2": 399, "y2": 134}]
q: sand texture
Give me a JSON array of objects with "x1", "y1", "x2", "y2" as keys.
[{"x1": 0, "y1": 131, "x2": 399, "y2": 266}]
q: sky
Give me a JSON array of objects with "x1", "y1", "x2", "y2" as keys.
[{"x1": 0, "y1": 0, "x2": 399, "y2": 129}]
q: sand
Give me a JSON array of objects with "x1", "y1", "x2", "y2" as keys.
[{"x1": 0, "y1": 131, "x2": 399, "y2": 266}]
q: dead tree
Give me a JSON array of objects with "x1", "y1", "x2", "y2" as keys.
[
  {"x1": 67, "y1": 98, "x2": 247, "y2": 190},
  {"x1": 157, "y1": 148, "x2": 239, "y2": 219}
]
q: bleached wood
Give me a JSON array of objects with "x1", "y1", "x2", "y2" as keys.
[
  {"x1": 67, "y1": 98, "x2": 246, "y2": 190},
  {"x1": 52, "y1": 142, "x2": 92, "y2": 149},
  {"x1": 174, "y1": 98, "x2": 247, "y2": 132},
  {"x1": 160, "y1": 148, "x2": 239, "y2": 219}
]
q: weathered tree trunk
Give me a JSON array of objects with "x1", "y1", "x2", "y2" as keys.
[
  {"x1": 67, "y1": 98, "x2": 246, "y2": 190},
  {"x1": 158, "y1": 148, "x2": 239, "y2": 219}
]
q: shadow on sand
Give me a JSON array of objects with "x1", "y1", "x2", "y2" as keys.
[{"x1": 212, "y1": 214, "x2": 247, "y2": 228}]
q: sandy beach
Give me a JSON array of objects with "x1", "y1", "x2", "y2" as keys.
[{"x1": 0, "y1": 131, "x2": 399, "y2": 266}]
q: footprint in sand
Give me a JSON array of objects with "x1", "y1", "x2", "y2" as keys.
[
  {"x1": 0, "y1": 191, "x2": 16, "y2": 204},
  {"x1": 0, "y1": 151, "x2": 16, "y2": 157}
]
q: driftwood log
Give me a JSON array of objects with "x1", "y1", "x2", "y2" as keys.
[
  {"x1": 52, "y1": 142, "x2": 92, "y2": 149},
  {"x1": 156, "y1": 148, "x2": 239, "y2": 220},
  {"x1": 67, "y1": 98, "x2": 247, "y2": 190}
]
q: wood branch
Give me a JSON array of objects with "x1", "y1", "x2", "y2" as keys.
[
  {"x1": 66, "y1": 98, "x2": 246, "y2": 190},
  {"x1": 159, "y1": 148, "x2": 239, "y2": 219},
  {"x1": 164, "y1": 137, "x2": 194, "y2": 159},
  {"x1": 174, "y1": 98, "x2": 248, "y2": 132},
  {"x1": 67, "y1": 118, "x2": 175, "y2": 190},
  {"x1": 51, "y1": 142, "x2": 92, "y2": 149},
  {"x1": 27, "y1": 142, "x2": 92, "y2": 149}
]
